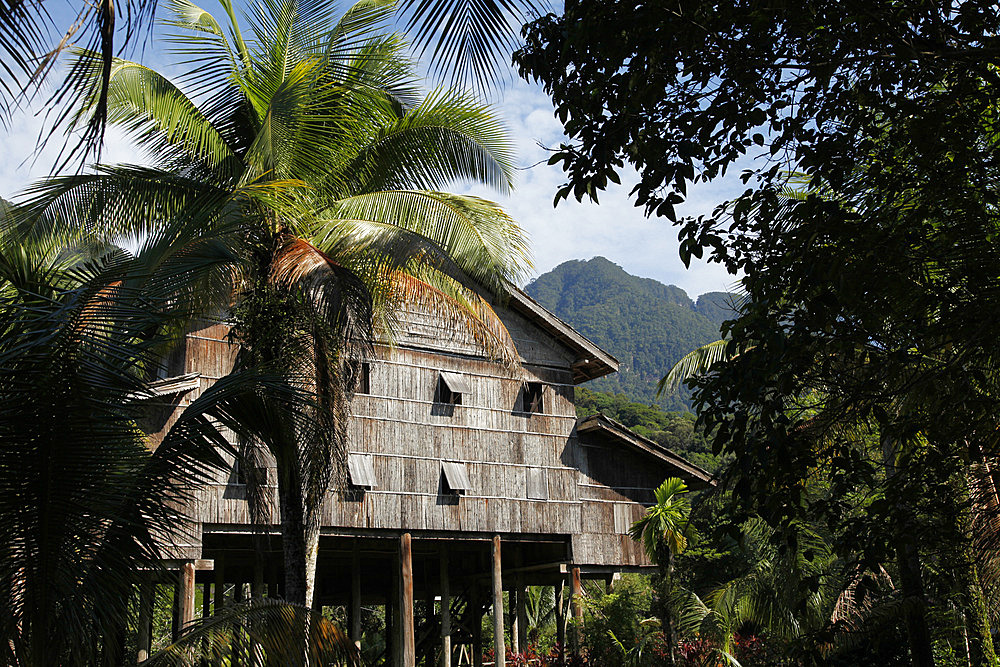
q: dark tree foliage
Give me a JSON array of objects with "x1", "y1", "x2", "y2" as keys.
[{"x1": 517, "y1": 0, "x2": 1000, "y2": 661}]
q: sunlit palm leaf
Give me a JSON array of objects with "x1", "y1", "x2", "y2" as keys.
[
  {"x1": 396, "y1": 0, "x2": 544, "y2": 93},
  {"x1": 320, "y1": 190, "x2": 531, "y2": 293},
  {"x1": 657, "y1": 339, "x2": 736, "y2": 397}
]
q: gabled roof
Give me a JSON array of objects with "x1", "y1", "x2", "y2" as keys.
[
  {"x1": 576, "y1": 413, "x2": 715, "y2": 489},
  {"x1": 507, "y1": 288, "x2": 619, "y2": 383}
]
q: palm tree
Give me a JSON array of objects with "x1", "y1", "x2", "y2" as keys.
[
  {"x1": 0, "y1": 193, "x2": 350, "y2": 664},
  {"x1": 629, "y1": 477, "x2": 692, "y2": 667},
  {"x1": 24, "y1": 0, "x2": 531, "y2": 609}
]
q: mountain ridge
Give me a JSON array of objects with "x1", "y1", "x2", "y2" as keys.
[{"x1": 524, "y1": 257, "x2": 735, "y2": 410}]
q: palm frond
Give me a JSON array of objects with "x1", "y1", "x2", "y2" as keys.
[
  {"x1": 342, "y1": 87, "x2": 516, "y2": 194},
  {"x1": 396, "y1": 0, "x2": 544, "y2": 94},
  {"x1": 319, "y1": 190, "x2": 531, "y2": 294},
  {"x1": 657, "y1": 339, "x2": 735, "y2": 397}
]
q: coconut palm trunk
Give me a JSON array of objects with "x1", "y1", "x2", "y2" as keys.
[{"x1": 277, "y1": 461, "x2": 312, "y2": 606}]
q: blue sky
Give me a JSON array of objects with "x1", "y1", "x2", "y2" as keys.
[{"x1": 0, "y1": 3, "x2": 743, "y2": 298}]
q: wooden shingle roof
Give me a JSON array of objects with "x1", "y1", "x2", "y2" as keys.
[
  {"x1": 577, "y1": 413, "x2": 715, "y2": 489},
  {"x1": 507, "y1": 288, "x2": 619, "y2": 383}
]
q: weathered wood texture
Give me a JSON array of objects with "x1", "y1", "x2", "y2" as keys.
[
  {"x1": 150, "y1": 297, "x2": 701, "y2": 570},
  {"x1": 572, "y1": 438, "x2": 684, "y2": 566}
]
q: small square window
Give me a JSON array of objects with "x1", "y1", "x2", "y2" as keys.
[
  {"x1": 438, "y1": 372, "x2": 470, "y2": 405},
  {"x1": 347, "y1": 453, "x2": 377, "y2": 490},
  {"x1": 357, "y1": 362, "x2": 370, "y2": 395},
  {"x1": 523, "y1": 382, "x2": 544, "y2": 414},
  {"x1": 526, "y1": 467, "x2": 548, "y2": 500},
  {"x1": 442, "y1": 461, "x2": 472, "y2": 495}
]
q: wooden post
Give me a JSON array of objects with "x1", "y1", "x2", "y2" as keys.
[
  {"x1": 509, "y1": 586, "x2": 519, "y2": 655},
  {"x1": 171, "y1": 578, "x2": 180, "y2": 642},
  {"x1": 440, "y1": 550, "x2": 451, "y2": 667},
  {"x1": 177, "y1": 561, "x2": 194, "y2": 631},
  {"x1": 387, "y1": 558, "x2": 397, "y2": 666},
  {"x1": 270, "y1": 557, "x2": 281, "y2": 599},
  {"x1": 400, "y1": 533, "x2": 416, "y2": 667},
  {"x1": 515, "y1": 580, "x2": 527, "y2": 654},
  {"x1": 555, "y1": 581, "x2": 565, "y2": 661},
  {"x1": 214, "y1": 553, "x2": 226, "y2": 613},
  {"x1": 491, "y1": 535, "x2": 505, "y2": 667},
  {"x1": 472, "y1": 586, "x2": 483, "y2": 667},
  {"x1": 570, "y1": 567, "x2": 583, "y2": 657},
  {"x1": 351, "y1": 541, "x2": 362, "y2": 651},
  {"x1": 424, "y1": 586, "x2": 436, "y2": 667},
  {"x1": 137, "y1": 578, "x2": 153, "y2": 662}
]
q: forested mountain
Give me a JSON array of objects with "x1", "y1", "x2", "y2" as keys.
[{"x1": 525, "y1": 257, "x2": 735, "y2": 410}]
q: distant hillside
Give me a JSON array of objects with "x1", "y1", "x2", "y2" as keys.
[{"x1": 524, "y1": 257, "x2": 736, "y2": 410}]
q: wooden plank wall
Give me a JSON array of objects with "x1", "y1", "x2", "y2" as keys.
[
  {"x1": 154, "y1": 298, "x2": 660, "y2": 569},
  {"x1": 571, "y1": 439, "x2": 671, "y2": 567},
  {"x1": 197, "y1": 300, "x2": 588, "y2": 537}
]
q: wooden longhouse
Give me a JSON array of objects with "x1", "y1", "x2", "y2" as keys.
[{"x1": 142, "y1": 287, "x2": 713, "y2": 665}]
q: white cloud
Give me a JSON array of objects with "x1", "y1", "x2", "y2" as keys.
[
  {"x1": 0, "y1": 106, "x2": 140, "y2": 201},
  {"x1": 456, "y1": 79, "x2": 744, "y2": 299},
  {"x1": 0, "y1": 71, "x2": 744, "y2": 299}
]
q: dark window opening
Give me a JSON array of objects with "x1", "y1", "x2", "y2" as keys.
[
  {"x1": 438, "y1": 371, "x2": 470, "y2": 405},
  {"x1": 357, "y1": 362, "x2": 370, "y2": 395},
  {"x1": 523, "y1": 382, "x2": 544, "y2": 414},
  {"x1": 231, "y1": 459, "x2": 265, "y2": 487}
]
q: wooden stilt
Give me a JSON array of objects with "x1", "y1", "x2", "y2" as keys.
[
  {"x1": 137, "y1": 577, "x2": 153, "y2": 662},
  {"x1": 509, "y1": 585, "x2": 519, "y2": 655},
  {"x1": 423, "y1": 558, "x2": 436, "y2": 667},
  {"x1": 424, "y1": 590, "x2": 436, "y2": 667},
  {"x1": 400, "y1": 533, "x2": 416, "y2": 667},
  {"x1": 440, "y1": 550, "x2": 451, "y2": 667},
  {"x1": 515, "y1": 580, "x2": 527, "y2": 654},
  {"x1": 176, "y1": 562, "x2": 196, "y2": 638},
  {"x1": 570, "y1": 567, "x2": 583, "y2": 658},
  {"x1": 491, "y1": 535, "x2": 505, "y2": 667},
  {"x1": 214, "y1": 553, "x2": 226, "y2": 613},
  {"x1": 387, "y1": 563, "x2": 396, "y2": 667},
  {"x1": 171, "y1": 578, "x2": 180, "y2": 642},
  {"x1": 351, "y1": 540, "x2": 362, "y2": 651},
  {"x1": 253, "y1": 557, "x2": 264, "y2": 599},
  {"x1": 555, "y1": 582, "x2": 565, "y2": 661},
  {"x1": 472, "y1": 586, "x2": 483, "y2": 667},
  {"x1": 270, "y1": 557, "x2": 280, "y2": 599}
]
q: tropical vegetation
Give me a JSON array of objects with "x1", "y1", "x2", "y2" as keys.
[
  {"x1": 5, "y1": 0, "x2": 1000, "y2": 662},
  {"x1": 518, "y1": 0, "x2": 1000, "y2": 663},
  {"x1": 1, "y1": 0, "x2": 533, "y2": 661}
]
